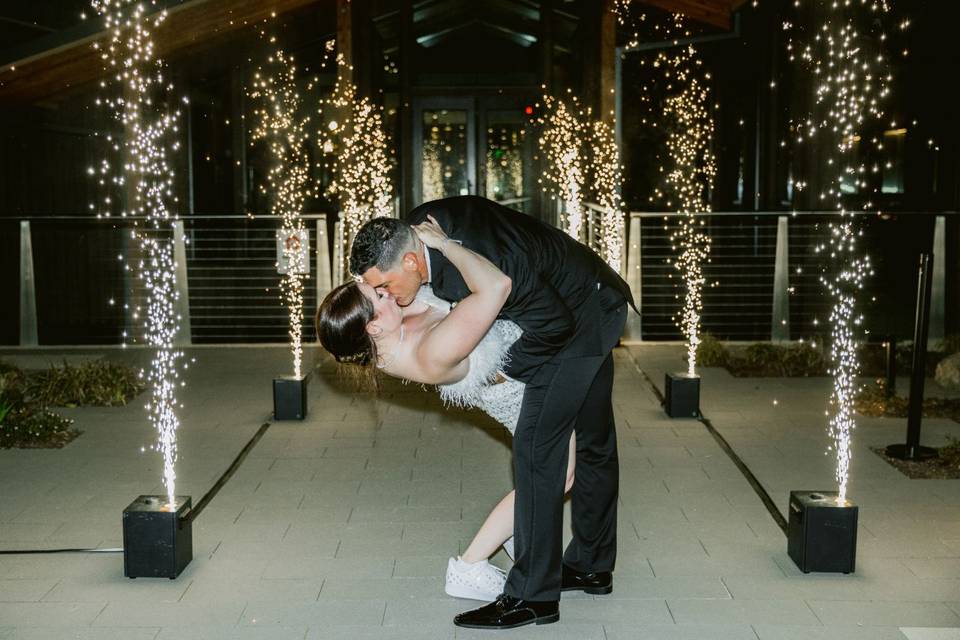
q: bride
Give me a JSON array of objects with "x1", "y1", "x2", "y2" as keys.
[{"x1": 315, "y1": 215, "x2": 576, "y2": 601}]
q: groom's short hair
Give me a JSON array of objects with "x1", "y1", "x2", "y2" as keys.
[{"x1": 349, "y1": 217, "x2": 417, "y2": 276}]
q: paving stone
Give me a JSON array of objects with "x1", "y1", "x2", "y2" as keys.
[
  {"x1": 0, "y1": 602, "x2": 107, "y2": 626},
  {"x1": 752, "y1": 625, "x2": 909, "y2": 639},
  {"x1": 240, "y1": 599, "x2": 386, "y2": 626},
  {"x1": 667, "y1": 598, "x2": 821, "y2": 625},
  {"x1": 603, "y1": 623, "x2": 758, "y2": 639},
  {"x1": 155, "y1": 626, "x2": 309, "y2": 639},
  {"x1": 92, "y1": 601, "x2": 245, "y2": 627},
  {"x1": 0, "y1": 579, "x2": 59, "y2": 602},
  {"x1": 899, "y1": 630, "x2": 960, "y2": 640},
  {"x1": 10, "y1": 628, "x2": 161, "y2": 640},
  {"x1": 2, "y1": 345, "x2": 958, "y2": 635},
  {"x1": 806, "y1": 600, "x2": 960, "y2": 627}
]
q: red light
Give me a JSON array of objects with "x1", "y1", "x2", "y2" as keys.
[{"x1": 524, "y1": 105, "x2": 534, "y2": 115}]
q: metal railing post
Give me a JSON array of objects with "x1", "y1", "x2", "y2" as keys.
[
  {"x1": 172, "y1": 220, "x2": 192, "y2": 346},
  {"x1": 19, "y1": 221, "x2": 38, "y2": 346},
  {"x1": 929, "y1": 214, "x2": 946, "y2": 347},
  {"x1": 623, "y1": 212, "x2": 643, "y2": 341},
  {"x1": 771, "y1": 215, "x2": 790, "y2": 342},
  {"x1": 333, "y1": 218, "x2": 344, "y2": 285},
  {"x1": 316, "y1": 215, "x2": 332, "y2": 301}
]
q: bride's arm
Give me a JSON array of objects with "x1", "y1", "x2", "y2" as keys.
[{"x1": 412, "y1": 216, "x2": 511, "y2": 381}]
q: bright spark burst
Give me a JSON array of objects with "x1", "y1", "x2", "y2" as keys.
[
  {"x1": 248, "y1": 42, "x2": 315, "y2": 379},
  {"x1": 590, "y1": 119, "x2": 626, "y2": 273},
  {"x1": 787, "y1": 0, "x2": 900, "y2": 502},
  {"x1": 623, "y1": 9, "x2": 716, "y2": 376},
  {"x1": 538, "y1": 94, "x2": 586, "y2": 240},
  {"x1": 91, "y1": 0, "x2": 186, "y2": 506},
  {"x1": 318, "y1": 53, "x2": 394, "y2": 282},
  {"x1": 537, "y1": 93, "x2": 625, "y2": 271}
]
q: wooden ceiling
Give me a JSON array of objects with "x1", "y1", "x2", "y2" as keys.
[
  {"x1": 644, "y1": 0, "x2": 750, "y2": 29},
  {"x1": 0, "y1": 0, "x2": 749, "y2": 105},
  {"x1": 0, "y1": 0, "x2": 323, "y2": 105}
]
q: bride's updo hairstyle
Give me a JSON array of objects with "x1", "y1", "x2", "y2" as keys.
[{"x1": 316, "y1": 282, "x2": 379, "y2": 375}]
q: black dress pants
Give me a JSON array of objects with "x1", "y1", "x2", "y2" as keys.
[{"x1": 504, "y1": 288, "x2": 626, "y2": 601}]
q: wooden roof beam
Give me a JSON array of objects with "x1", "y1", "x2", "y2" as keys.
[{"x1": 0, "y1": 0, "x2": 326, "y2": 104}]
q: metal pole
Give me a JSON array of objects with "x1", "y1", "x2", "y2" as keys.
[
  {"x1": 315, "y1": 215, "x2": 332, "y2": 300},
  {"x1": 172, "y1": 220, "x2": 192, "y2": 346},
  {"x1": 771, "y1": 215, "x2": 790, "y2": 342},
  {"x1": 19, "y1": 221, "x2": 38, "y2": 346},
  {"x1": 622, "y1": 212, "x2": 643, "y2": 342},
  {"x1": 885, "y1": 253, "x2": 937, "y2": 461},
  {"x1": 883, "y1": 335, "x2": 896, "y2": 398},
  {"x1": 929, "y1": 215, "x2": 946, "y2": 347}
]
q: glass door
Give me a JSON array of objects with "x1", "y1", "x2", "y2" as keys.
[
  {"x1": 413, "y1": 98, "x2": 476, "y2": 206},
  {"x1": 412, "y1": 97, "x2": 538, "y2": 216},
  {"x1": 480, "y1": 106, "x2": 536, "y2": 214}
]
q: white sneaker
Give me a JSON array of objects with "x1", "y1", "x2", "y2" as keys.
[
  {"x1": 444, "y1": 556, "x2": 507, "y2": 601},
  {"x1": 503, "y1": 537, "x2": 514, "y2": 562}
]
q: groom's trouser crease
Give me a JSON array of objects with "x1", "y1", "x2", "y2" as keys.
[{"x1": 506, "y1": 290, "x2": 627, "y2": 602}]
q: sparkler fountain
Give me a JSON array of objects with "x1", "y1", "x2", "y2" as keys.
[
  {"x1": 538, "y1": 94, "x2": 587, "y2": 242},
  {"x1": 537, "y1": 93, "x2": 625, "y2": 271},
  {"x1": 616, "y1": 7, "x2": 716, "y2": 418},
  {"x1": 249, "y1": 40, "x2": 316, "y2": 420},
  {"x1": 90, "y1": 0, "x2": 193, "y2": 578},
  {"x1": 318, "y1": 53, "x2": 395, "y2": 283},
  {"x1": 785, "y1": 0, "x2": 903, "y2": 573}
]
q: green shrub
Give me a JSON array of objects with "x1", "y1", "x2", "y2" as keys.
[
  {"x1": 695, "y1": 333, "x2": 729, "y2": 367},
  {"x1": 941, "y1": 437, "x2": 960, "y2": 470},
  {"x1": 24, "y1": 360, "x2": 145, "y2": 407},
  {"x1": 940, "y1": 334, "x2": 960, "y2": 355},
  {"x1": 780, "y1": 342, "x2": 829, "y2": 377},
  {"x1": 0, "y1": 405, "x2": 79, "y2": 449}
]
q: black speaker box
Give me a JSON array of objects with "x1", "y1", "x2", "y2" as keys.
[
  {"x1": 787, "y1": 490, "x2": 858, "y2": 574},
  {"x1": 122, "y1": 495, "x2": 192, "y2": 579},
  {"x1": 664, "y1": 372, "x2": 700, "y2": 418},
  {"x1": 273, "y1": 375, "x2": 308, "y2": 420}
]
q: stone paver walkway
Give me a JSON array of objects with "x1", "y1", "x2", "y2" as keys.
[{"x1": 0, "y1": 344, "x2": 957, "y2": 639}]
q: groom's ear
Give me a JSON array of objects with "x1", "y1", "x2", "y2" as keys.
[{"x1": 401, "y1": 251, "x2": 420, "y2": 272}]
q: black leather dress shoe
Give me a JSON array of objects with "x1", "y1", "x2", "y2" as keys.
[
  {"x1": 561, "y1": 564, "x2": 613, "y2": 595},
  {"x1": 453, "y1": 594, "x2": 559, "y2": 630}
]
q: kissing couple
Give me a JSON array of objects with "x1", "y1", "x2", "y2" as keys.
[{"x1": 315, "y1": 195, "x2": 635, "y2": 630}]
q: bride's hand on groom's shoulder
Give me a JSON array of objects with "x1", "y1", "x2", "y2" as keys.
[{"x1": 413, "y1": 214, "x2": 450, "y2": 251}]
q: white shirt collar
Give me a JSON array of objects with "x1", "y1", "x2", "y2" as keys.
[{"x1": 422, "y1": 243, "x2": 433, "y2": 283}]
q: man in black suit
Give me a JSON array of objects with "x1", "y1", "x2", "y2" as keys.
[{"x1": 349, "y1": 196, "x2": 634, "y2": 630}]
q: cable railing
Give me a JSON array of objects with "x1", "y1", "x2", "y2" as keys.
[
  {"x1": 582, "y1": 205, "x2": 954, "y2": 343},
  {"x1": 2, "y1": 209, "x2": 955, "y2": 346}
]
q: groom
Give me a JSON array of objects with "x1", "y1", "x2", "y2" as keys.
[{"x1": 349, "y1": 195, "x2": 635, "y2": 629}]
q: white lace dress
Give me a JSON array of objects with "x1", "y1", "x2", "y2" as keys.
[{"x1": 415, "y1": 287, "x2": 525, "y2": 434}]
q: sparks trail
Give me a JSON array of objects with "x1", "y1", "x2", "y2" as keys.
[
  {"x1": 616, "y1": 6, "x2": 716, "y2": 375},
  {"x1": 90, "y1": 0, "x2": 189, "y2": 506},
  {"x1": 537, "y1": 92, "x2": 624, "y2": 271},
  {"x1": 317, "y1": 51, "x2": 395, "y2": 282},
  {"x1": 249, "y1": 38, "x2": 316, "y2": 379},
  {"x1": 786, "y1": 0, "x2": 905, "y2": 502}
]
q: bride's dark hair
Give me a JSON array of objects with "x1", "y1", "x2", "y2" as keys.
[{"x1": 316, "y1": 282, "x2": 380, "y2": 374}]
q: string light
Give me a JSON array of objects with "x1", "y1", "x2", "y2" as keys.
[
  {"x1": 248, "y1": 41, "x2": 315, "y2": 379},
  {"x1": 90, "y1": 0, "x2": 186, "y2": 506},
  {"x1": 317, "y1": 53, "x2": 394, "y2": 282},
  {"x1": 787, "y1": 0, "x2": 900, "y2": 503}
]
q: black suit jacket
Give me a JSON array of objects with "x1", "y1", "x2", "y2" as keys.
[{"x1": 404, "y1": 196, "x2": 637, "y2": 383}]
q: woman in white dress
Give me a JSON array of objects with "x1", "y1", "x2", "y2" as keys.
[{"x1": 315, "y1": 216, "x2": 576, "y2": 601}]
